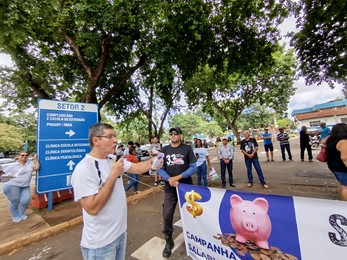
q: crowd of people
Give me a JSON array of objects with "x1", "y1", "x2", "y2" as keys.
[{"x1": 1, "y1": 121, "x2": 346, "y2": 260}]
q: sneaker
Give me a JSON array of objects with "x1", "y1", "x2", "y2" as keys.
[
  {"x1": 12, "y1": 217, "x2": 22, "y2": 223},
  {"x1": 160, "y1": 180, "x2": 165, "y2": 186},
  {"x1": 263, "y1": 184, "x2": 269, "y2": 189},
  {"x1": 134, "y1": 191, "x2": 142, "y2": 194},
  {"x1": 20, "y1": 215, "x2": 28, "y2": 221},
  {"x1": 282, "y1": 159, "x2": 286, "y2": 161},
  {"x1": 154, "y1": 182, "x2": 158, "y2": 187},
  {"x1": 247, "y1": 183, "x2": 253, "y2": 188},
  {"x1": 230, "y1": 184, "x2": 236, "y2": 187}
]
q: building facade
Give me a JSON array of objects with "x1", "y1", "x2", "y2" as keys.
[{"x1": 291, "y1": 99, "x2": 347, "y2": 129}]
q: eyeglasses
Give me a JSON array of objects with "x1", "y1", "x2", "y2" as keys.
[
  {"x1": 96, "y1": 135, "x2": 117, "y2": 140},
  {"x1": 20, "y1": 154, "x2": 28, "y2": 157},
  {"x1": 169, "y1": 132, "x2": 180, "y2": 136}
]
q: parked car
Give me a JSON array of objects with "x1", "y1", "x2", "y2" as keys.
[
  {"x1": 0, "y1": 158, "x2": 16, "y2": 173},
  {"x1": 306, "y1": 127, "x2": 320, "y2": 135},
  {"x1": 0, "y1": 158, "x2": 15, "y2": 165},
  {"x1": 141, "y1": 150, "x2": 150, "y2": 158}
]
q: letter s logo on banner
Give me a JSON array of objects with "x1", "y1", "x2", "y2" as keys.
[
  {"x1": 185, "y1": 190, "x2": 203, "y2": 218},
  {"x1": 328, "y1": 214, "x2": 347, "y2": 247}
]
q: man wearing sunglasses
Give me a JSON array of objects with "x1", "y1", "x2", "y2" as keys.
[{"x1": 157, "y1": 126, "x2": 197, "y2": 258}]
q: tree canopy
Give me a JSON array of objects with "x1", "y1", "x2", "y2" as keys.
[
  {"x1": 0, "y1": 1, "x2": 291, "y2": 109},
  {"x1": 168, "y1": 112, "x2": 224, "y2": 141},
  {"x1": 237, "y1": 103, "x2": 275, "y2": 130},
  {"x1": 292, "y1": 0, "x2": 347, "y2": 88},
  {"x1": 0, "y1": 112, "x2": 37, "y2": 153},
  {"x1": 0, "y1": 123, "x2": 24, "y2": 153},
  {"x1": 0, "y1": 0, "x2": 297, "y2": 142},
  {"x1": 0, "y1": 0, "x2": 213, "y2": 111},
  {"x1": 183, "y1": 46, "x2": 297, "y2": 139}
]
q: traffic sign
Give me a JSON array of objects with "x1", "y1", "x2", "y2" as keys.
[{"x1": 37, "y1": 99, "x2": 98, "y2": 193}]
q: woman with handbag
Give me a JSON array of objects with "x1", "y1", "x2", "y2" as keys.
[{"x1": 326, "y1": 123, "x2": 347, "y2": 201}]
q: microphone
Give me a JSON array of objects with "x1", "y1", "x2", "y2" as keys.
[{"x1": 150, "y1": 153, "x2": 164, "y2": 175}]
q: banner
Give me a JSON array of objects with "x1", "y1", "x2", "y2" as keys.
[{"x1": 177, "y1": 183, "x2": 347, "y2": 260}]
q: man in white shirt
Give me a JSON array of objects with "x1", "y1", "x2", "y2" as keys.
[
  {"x1": 72, "y1": 123, "x2": 161, "y2": 260},
  {"x1": 218, "y1": 137, "x2": 235, "y2": 188}
]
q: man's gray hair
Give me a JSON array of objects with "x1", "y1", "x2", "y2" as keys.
[
  {"x1": 88, "y1": 123, "x2": 114, "y2": 147},
  {"x1": 243, "y1": 130, "x2": 250, "y2": 135}
]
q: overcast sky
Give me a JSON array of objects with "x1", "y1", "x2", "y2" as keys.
[{"x1": 0, "y1": 16, "x2": 344, "y2": 117}]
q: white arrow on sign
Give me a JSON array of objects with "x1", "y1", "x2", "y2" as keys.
[
  {"x1": 65, "y1": 129, "x2": 75, "y2": 137},
  {"x1": 67, "y1": 160, "x2": 76, "y2": 171}
]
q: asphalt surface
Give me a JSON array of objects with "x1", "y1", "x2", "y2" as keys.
[{"x1": 0, "y1": 137, "x2": 341, "y2": 259}]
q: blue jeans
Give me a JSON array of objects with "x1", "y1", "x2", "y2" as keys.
[
  {"x1": 331, "y1": 170, "x2": 347, "y2": 186},
  {"x1": 220, "y1": 159, "x2": 233, "y2": 187},
  {"x1": 125, "y1": 173, "x2": 139, "y2": 192},
  {"x1": 197, "y1": 161, "x2": 208, "y2": 187},
  {"x1": 81, "y1": 231, "x2": 127, "y2": 260},
  {"x1": 3, "y1": 184, "x2": 31, "y2": 218},
  {"x1": 245, "y1": 158, "x2": 266, "y2": 185}
]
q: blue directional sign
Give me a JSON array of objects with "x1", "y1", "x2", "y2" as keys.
[{"x1": 37, "y1": 99, "x2": 98, "y2": 193}]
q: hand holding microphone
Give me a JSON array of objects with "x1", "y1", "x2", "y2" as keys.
[{"x1": 150, "y1": 153, "x2": 164, "y2": 172}]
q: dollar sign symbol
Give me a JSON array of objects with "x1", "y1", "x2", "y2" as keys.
[{"x1": 185, "y1": 190, "x2": 203, "y2": 218}]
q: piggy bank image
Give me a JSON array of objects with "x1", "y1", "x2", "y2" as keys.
[{"x1": 230, "y1": 194, "x2": 272, "y2": 249}]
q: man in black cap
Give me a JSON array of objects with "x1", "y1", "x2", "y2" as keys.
[{"x1": 157, "y1": 126, "x2": 197, "y2": 258}]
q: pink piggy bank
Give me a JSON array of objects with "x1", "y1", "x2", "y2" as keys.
[{"x1": 230, "y1": 194, "x2": 272, "y2": 249}]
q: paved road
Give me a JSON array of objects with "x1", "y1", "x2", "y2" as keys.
[{"x1": 0, "y1": 137, "x2": 339, "y2": 259}]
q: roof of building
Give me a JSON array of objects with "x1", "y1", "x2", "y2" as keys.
[
  {"x1": 294, "y1": 106, "x2": 347, "y2": 120},
  {"x1": 291, "y1": 99, "x2": 347, "y2": 116}
]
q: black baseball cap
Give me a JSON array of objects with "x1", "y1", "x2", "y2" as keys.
[{"x1": 169, "y1": 126, "x2": 182, "y2": 134}]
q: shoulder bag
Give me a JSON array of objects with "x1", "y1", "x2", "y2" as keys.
[{"x1": 316, "y1": 145, "x2": 327, "y2": 162}]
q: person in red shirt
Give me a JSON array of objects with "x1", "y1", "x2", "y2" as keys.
[{"x1": 124, "y1": 146, "x2": 141, "y2": 194}]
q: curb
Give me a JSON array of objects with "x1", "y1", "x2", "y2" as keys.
[{"x1": 0, "y1": 187, "x2": 161, "y2": 256}]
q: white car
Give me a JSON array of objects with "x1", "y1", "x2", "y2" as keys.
[
  {"x1": 0, "y1": 158, "x2": 16, "y2": 172},
  {"x1": 0, "y1": 158, "x2": 15, "y2": 165}
]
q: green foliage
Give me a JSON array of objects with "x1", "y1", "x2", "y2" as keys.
[
  {"x1": 0, "y1": 0, "x2": 213, "y2": 111},
  {"x1": 0, "y1": 112, "x2": 37, "y2": 153},
  {"x1": 0, "y1": 0, "x2": 295, "y2": 144},
  {"x1": 184, "y1": 46, "x2": 297, "y2": 138},
  {"x1": 277, "y1": 117, "x2": 296, "y2": 129},
  {"x1": 116, "y1": 115, "x2": 149, "y2": 145},
  {"x1": 168, "y1": 112, "x2": 223, "y2": 140},
  {"x1": 292, "y1": 0, "x2": 347, "y2": 88},
  {"x1": 0, "y1": 123, "x2": 24, "y2": 153},
  {"x1": 237, "y1": 104, "x2": 275, "y2": 130}
]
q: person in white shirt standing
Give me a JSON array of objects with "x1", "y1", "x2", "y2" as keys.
[
  {"x1": 193, "y1": 138, "x2": 212, "y2": 187},
  {"x1": 1, "y1": 152, "x2": 39, "y2": 223},
  {"x1": 71, "y1": 123, "x2": 162, "y2": 260},
  {"x1": 218, "y1": 137, "x2": 235, "y2": 188}
]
